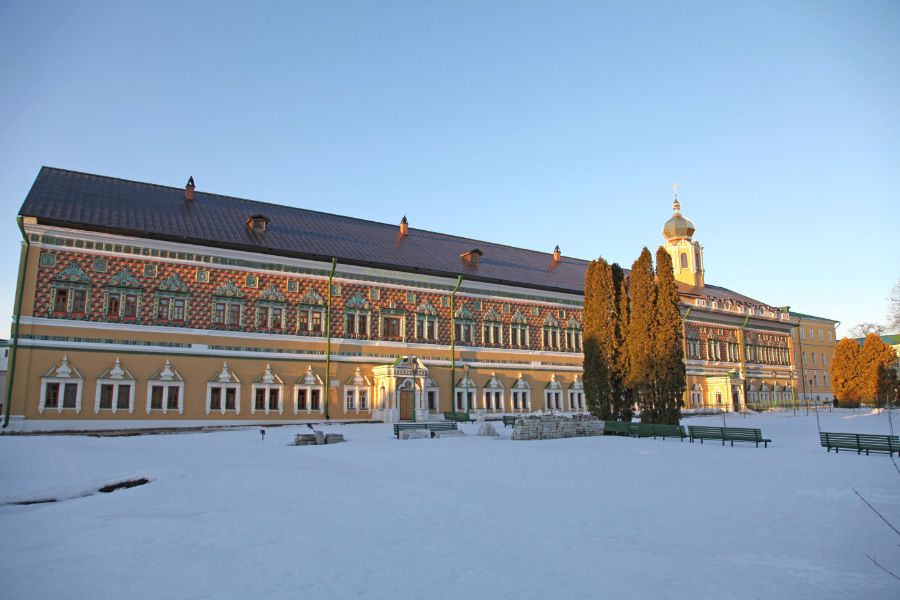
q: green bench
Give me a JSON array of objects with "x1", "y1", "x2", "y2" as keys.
[
  {"x1": 820, "y1": 432, "x2": 900, "y2": 456},
  {"x1": 443, "y1": 411, "x2": 476, "y2": 423},
  {"x1": 502, "y1": 415, "x2": 518, "y2": 428},
  {"x1": 604, "y1": 420, "x2": 634, "y2": 436},
  {"x1": 688, "y1": 425, "x2": 771, "y2": 448},
  {"x1": 604, "y1": 421, "x2": 687, "y2": 440},
  {"x1": 394, "y1": 422, "x2": 459, "y2": 439}
]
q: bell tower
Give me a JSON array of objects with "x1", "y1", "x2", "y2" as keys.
[{"x1": 662, "y1": 184, "x2": 704, "y2": 288}]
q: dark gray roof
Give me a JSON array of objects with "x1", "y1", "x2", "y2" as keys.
[{"x1": 20, "y1": 167, "x2": 588, "y2": 293}]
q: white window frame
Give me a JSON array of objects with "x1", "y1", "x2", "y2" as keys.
[
  {"x1": 380, "y1": 312, "x2": 406, "y2": 340},
  {"x1": 454, "y1": 376, "x2": 477, "y2": 411},
  {"x1": 206, "y1": 362, "x2": 241, "y2": 415},
  {"x1": 415, "y1": 315, "x2": 439, "y2": 341},
  {"x1": 294, "y1": 366, "x2": 325, "y2": 415},
  {"x1": 252, "y1": 384, "x2": 284, "y2": 415},
  {"x1": 39, "y1": 357, "x2": 84, "y2": 414},
  {"x1": 145, "y1": 381, "x2": 184, "y2": 415},
  {"x1": 509, "y1": 324, "x2": 530, "y2": 348},
  {"x1": 96, "y1": 382, "x2": 135, "y2": 414},
  {"x1": 298, "y1": 306, "x2": 326, "y2": 335},
  {"x1": 567, "y1": 390, "x2": 584, "y2": 411}
]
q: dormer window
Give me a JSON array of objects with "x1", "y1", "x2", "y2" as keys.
[
  {"x1": 461, "y1": 249, "x2": 483, "y2": 265},
  {"x1": 247, "y1": 214, "x2": 270, "y2": 232}
]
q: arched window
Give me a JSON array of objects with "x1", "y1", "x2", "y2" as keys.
[{"x1": 680, "y1": 252, "x2": 688, "y2": 269}]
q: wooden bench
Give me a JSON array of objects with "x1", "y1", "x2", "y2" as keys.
[
  {"x1": 502, "y1": 416, "x2": 518, "y2": 428},
  {"x1": 604, "y1": 420, "x2": 634, "y2": 436},
  {"x1": 604, "y1": 421, "x2": 687, "y2": 440},
  {"x1": 648, "y1": 423, "x2": 688, "y2": 441},
  {"x1": 443, "y1": 411, "x2": 475, "y2": 423},
  {"x1": 820, "y1": 432, "x2": 900, "y2": 456},
  {"x1": 688, "y1": 426, "x2": 771, "y2": 448},
  {"x1": 394, "y1": 422, "x2": 459, "y2": 439}
]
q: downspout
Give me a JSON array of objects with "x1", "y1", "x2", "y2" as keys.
[
  {"x1": 324, "y1": 258, "x2": 337, "y2": 420},
  {"x1": 4, "y1": 217, "x2": 31, "y2": 428},
  {"x1": 681, "y1": 306, "x2": 691, "y2": 407},
  {"x1": 449, "y1": 276, "x2": 462, "y2": 414},
  {"x1": 796, "y1": 314, "x2": 805, "y2": 413},
  {"x1": 737, "y1": 315, "x2": 750, "y2": 412}
]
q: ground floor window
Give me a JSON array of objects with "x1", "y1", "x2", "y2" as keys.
[
  {"x1": 545, "y1": 391, "x2": 562, "y2": 410},
  {"x1": 483, "y1": 390, "x2": 504, "y2": 411},
  {"x1": 511, "y1": 390, "x2": 531, "y2": 410},
  {"x1": 568, "y1": 391, "x2": 584, "y2": 411},
  {"x1": 208, "y1": 385, "x2": 239, "y2": 413},
  {"x1": 455, "y1": 389, "x2": 475, "y2": 411}
]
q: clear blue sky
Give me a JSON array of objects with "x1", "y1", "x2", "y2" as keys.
[{"x1": 1, "y1": 1, "x2": 898, "y2": 337}]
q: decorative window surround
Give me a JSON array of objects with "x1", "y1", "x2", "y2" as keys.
[
  {"x1": 212, "y1": 278, "x2": 245, "y2": 329},
  {"x1": 511, "y1": 374, "x2": 532, "y2": 411},
  {"x1": 252, "y1": 364, "x2": 284, "y2": 415},
  {"x1": 344, "y1": 292, "x2": 371, "y2": 339},
  {"x1": 544, "y1": 374, "x2": 563, "y2": 410},
  {"x1": 482, "y1": 372, "x2": 505, "y2": 411},
  {"x1": 542, "y1": 315, "x2": 561, "y2": 351},
  {"x1": 690, "y1": 383, "x2": 703, "y2": 406},
  {"x1": 297, "y1": 288, "x2": 326, "y2": 336},
  {"x1": 423, "y1": 376, "x2": 440, "y2": 412},
  {"x1": 564, "y1": 316, "x2": 583, "y2": 352},
  {"x1": 567, "y1": 375, "x2": 584, "y2": 411},
  {"x1": 257, "y1": 284, "x2": 287, "y2": 332},
  {"x1": 344, "y1": 367, "x2": 372, "y2": 413},
  {"x1": 50, "y1": 263, "x2": 92, "y2": 319},
  {"x1": 415, "y1": 301, "x2": 439, "y2": 342},
  {"x1": 146, "y1": 360, "x2": 185, "y2": 414},
  {"x1": 39, "y1": 355, "x2": 84, "y2": 414},
  {"x1": 294, "y1": 366, "x2": 325, "y2": 414},
  {"x1": 482, "y1": 307, "x2": 503, "y2": 347},
  {"x1": 207, "y1": 362, "x2": 241, "y2": 415},
  {"x1": 96, "y1": 357, "x2": 136, "y2": 414},
  {"x1": 380, "y1": 308, "x2": 406, "y2": 341},
  {"x1": 454, "y1": 376, "x2": 477, "y2": 411}
]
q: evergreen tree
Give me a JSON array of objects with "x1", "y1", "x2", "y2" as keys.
[
  {"x1": 610, "y1": 263, "x2": 632, "y2": 421},
  {"x1": 583, "y1": 259, "x2": 612, "y2": 419},
  {"x1": 858, "y1": 332, "x2": 899, "y2": 403},
  {"x1": 653, "y1": 247, "x2": 686, "y2": 424},
  {"x1": 626, "y1": 248, "x2": 657, "y2": 421},
  {"x1": 831, "y1": 337, "x2": 862, "y2": 404}
]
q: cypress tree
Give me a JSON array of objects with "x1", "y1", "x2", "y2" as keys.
[
  {"x1": 626, "y1": 247, "x2": 657, "y2": 422},
  {"x1": 653, "y1": 247, "x2": 686, "y2": 424},
  {"x1": 583, "y1": 259, "x2": 612, "y2": 419},
  {"x1": 610, "y1": 263, "x2": 632, "y2": 421}
]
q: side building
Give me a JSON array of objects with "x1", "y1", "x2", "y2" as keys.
[
  {"x1": 3, "y1": 168, "x2": 835, "y2": 430},
  {"x1": 792, "y1": 313, "x2": 839, "y2": 403}
]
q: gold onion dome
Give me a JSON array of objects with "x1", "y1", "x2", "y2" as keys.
[{"x1": 662, "y1": 199, "x2": 695, "y2": 241}]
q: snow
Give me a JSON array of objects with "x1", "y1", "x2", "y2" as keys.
[{"x1": 1, "y1": 410, "x2": 899, "y2": 599}]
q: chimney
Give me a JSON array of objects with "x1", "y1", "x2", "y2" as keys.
[
  {"x1": 399, "y1": 215, "x2": 408, "y2": 236},
  {"x1": 185, "y1": 176, "x2": 195, "y2": 201},
  {"x1": 553, "y1": 245, "x2": 561, "y2": 262}
]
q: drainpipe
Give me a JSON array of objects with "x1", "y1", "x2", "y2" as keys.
[
  {"x1": 681, "y1": 306, "x2": 691, "y2": 407},
  {"x1": 449, "y1": 276, "x2": 462, "y2": 415},
  {"x1": 4, "y1": 217, "x2": 31, "y2": 428},
  {"x1": 795, "y1": 314, "x2": 805, "y2": 413},
  {"x1": 324, "y1": 258, "x2": 337, "y2": 420},
  {"x1": 737, "y1": 315, "x2": 750, "y2": 413}
]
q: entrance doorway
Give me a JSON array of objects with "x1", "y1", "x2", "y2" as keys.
[
  {"x1": 399, "y1": 390, "x2": 415, "y2": 421},
  {"x1": 732, "y1": 388, "x2": 741, "y2": 412}
]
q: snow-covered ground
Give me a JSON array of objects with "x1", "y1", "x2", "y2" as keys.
[{"x1": 1, "y1": 410, "x2": 899, "y2": 600}]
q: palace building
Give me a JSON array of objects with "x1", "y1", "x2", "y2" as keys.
[{"x1": 2, "y1": 168, "x2": 833, "y2": 430}]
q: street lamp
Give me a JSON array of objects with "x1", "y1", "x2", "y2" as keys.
[
  {"x1": 463, "y1": 363, "x2": 470, "y2": 420},
  {"x1": 411, "y1": 356, "x2": 418, "y2": 423}
]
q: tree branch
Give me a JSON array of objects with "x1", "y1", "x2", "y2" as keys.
[
  {"x1": 866, "y1": 554, "x2": 900, "y2": 581},
  {"x1": 854, "y1": 489, "x2": 900, "y2": 538}
]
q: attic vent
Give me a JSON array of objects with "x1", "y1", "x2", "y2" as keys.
[
  {"x1": 247, "y1": 214, "x2": 270, "y2": 232},
  {"x1": 461, "y1": 249, "x2": 483, "y2": 265}
]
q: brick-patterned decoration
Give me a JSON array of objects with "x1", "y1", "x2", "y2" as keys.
[
  {"x1": 685, "y1": 321, "x2": 790, "y2": 365},
  {"x1": 34, "y1": 250, "x2": 584, "y2": 353}
]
